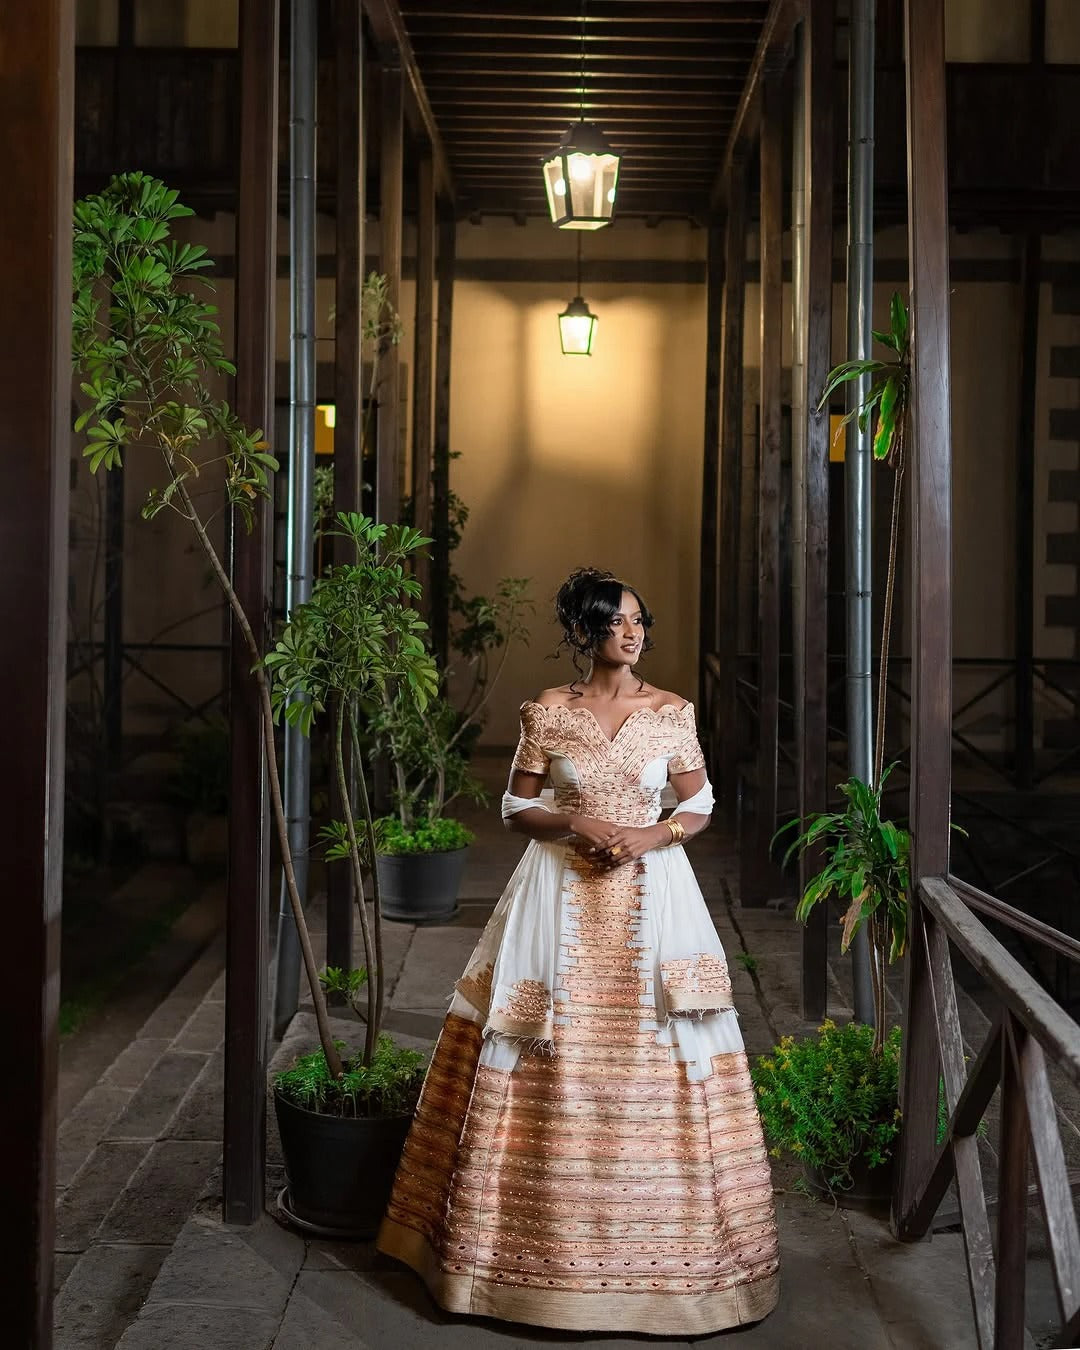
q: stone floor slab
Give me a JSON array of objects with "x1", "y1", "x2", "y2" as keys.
[
  {"x1": 102, "y1": 1037, "x2": 173, "y2": 1090},
  {"x1": 390, "y1": 927, "x2": 484, "y2": 1013},
  {"x1": 173, "y1": 999, "x2": 225, "y2": 1053},
  {"x1": 55, "y1": 1141, "x2": 151, "y2": 1252},
  {"x1": 110, "y1": 1051, "x2": 209, "y2": 1139},
  {"x1": 273, "y1": 1285, "x2": 370, "y2": 1349},
  {"x1": 54, "y1": 1242, "x2": 168, "y2": 1350},
  {"x1": 144, "y1": 1217, "x2": 297, "y2": 1313},
  {"x1": 115, "y1": 1304, "x2": 280, "y2": 1350},
  {"x1": 166, "y1": 1051, "x2": 224, "y2": 1141},
  {"x1": 56, "y1": 1085, "x2": 134, "y2": 1186},
  {"x1": 97, "y1": 1140, "x2": 221, "y2": 1244}
]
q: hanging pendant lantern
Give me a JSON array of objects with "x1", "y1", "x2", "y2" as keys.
[
  {"x1": 542, "y1": 120, "x2": 622, "y2": 230},
  {"x1": 558, "y1": 237, "x2": 598, "y2": 356},
  {"x1": 558, "y1": 295, "x2": 598, "y2": 356},
  {"x1": 541, "y1": 1, "x2": 621, "y2": 229}
]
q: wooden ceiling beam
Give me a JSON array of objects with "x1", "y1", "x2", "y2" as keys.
[
  {"x1": 412, "y1": 47, "x2": 755, "y2": 65},
  {"x1": 406, "y1": 19, "x2": 764, "y2": 42},
  {"x1": 429, "y1": 105, "x2": 740, "y2": 120},
  {"x1": 711, "y1": 0, "x2": 801, "y2": 210},
  {"x1": 403, "y1": 1, "x2": 770, "y2": 21},
  {"x1": 362, "y1": 0, "x2": 455, "y2": 202}
]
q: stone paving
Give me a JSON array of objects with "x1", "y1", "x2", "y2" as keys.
[{"x1": 54, "y1": 762, "x2": 997, "y2": 1349}]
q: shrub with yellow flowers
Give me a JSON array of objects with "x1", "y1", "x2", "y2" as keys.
[{"x1": 750, "y1": 1018, "x2": 902, "y2": 1193}]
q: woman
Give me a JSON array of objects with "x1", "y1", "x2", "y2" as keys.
[{"x1": 377, "y1": 568, "x2": 779, "y2": 1335}]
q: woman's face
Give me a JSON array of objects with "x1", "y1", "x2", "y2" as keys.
[{"x1": 593, "y1": 590, "x2": 647, "y2": 669}]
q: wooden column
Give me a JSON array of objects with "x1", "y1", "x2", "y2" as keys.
[
  {"x1": 326, "y1": 0, "x2": 365, "y2": 984},
  {"x1": 431, "y1": 213, "x2": 456, "y2": 669},
  {"x1": 745, "y1": 72, "x2": 785, "y2": 905},
  {"x1": 798, "y1": 0, "x2": 835, "y2": 1021},
  {"x1": 376, "y1": 64, "x2": 404, "y2": 527},
  {"x1": 2, "y1": 4, "x2": 73, "y2": 1342},
  {"x1": 1014, "y1": 233, "x2": 1040, "y2": 791},
  {"x1": 896, "y1": 0, "x2": 955, "y2": 1227},
  {"x1": 413, "y1": 151, "x2": 436, "y2": 609},
  {"x1": 699, "y1": 223, "x2": 724, "y2": 714},
  {"x1": 717, "y1": 161, "x2": 749, "y2": 829},
  {"x1": 224, "y1": 0, "x2": 279, "y2": 1226}
]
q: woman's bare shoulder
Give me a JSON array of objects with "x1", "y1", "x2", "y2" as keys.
[
  {"x1": 648, "y1": 687, "x2": 691, "y2": 712},
  {"x1": 529, "y1": 685, "x2": 575, "y2": 708}
]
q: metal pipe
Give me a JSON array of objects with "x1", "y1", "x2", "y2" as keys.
[
  {"x1": 790, "y1": 20, "x2": 807, "y2": 783},
  {"x1": 846, "y1": 0, "x2": 876, "y2": 1024},
  {"x1": 273, "y1": 0, "x2": 317, "y2": 1038}
]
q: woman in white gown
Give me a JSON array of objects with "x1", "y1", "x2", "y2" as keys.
[{"x1": 378, "y1": 567, "x2": 779, "y2": 1335}]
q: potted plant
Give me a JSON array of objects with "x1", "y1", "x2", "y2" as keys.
[
  {"x1": 70, "y1": 175, "x2": 426, "y2": 1233},
  {"x1": 264, "y1": 511, "x2": 439, "y2": 1234},
  {"x1": 752, "y1": 1019, "x2": 902, "y2": 1212},
  {"x1": 760, "y1": 294, "x2": 914, "y2": 1208},
  {"x1": 372, "y1": 575, "x2": 532, "y2": 921}
]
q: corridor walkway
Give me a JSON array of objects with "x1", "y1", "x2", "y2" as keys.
[{"x1": 62, "y1": 755, "x2": 984, "y2": 1349}]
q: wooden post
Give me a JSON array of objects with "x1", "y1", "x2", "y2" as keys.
[
  {"x1": 699, "y1": 223, "x2": 724, "y2": 714},
  {"x1": 996, "y1": 1017, "x2": 1029, "y2": 1347},
  {"x1": 326, "y1": 0, "x2": 365, "y2": 984},
  {"x1": 745, "y1": 71, "x2": 785, "y2": 905},
  {"x1": 1014, "y1": 233, "x2": 1040, "y2": 791},
  {"x1": 413, "y1": 151, "x2": 436, "y2": 611},
  {"x1": 431, "y1": 213, "x2": 456, "y2": 669},
  {"x1": 224, "y1": 0, "x2": 279, "y2": 1226},
  {"x1": 717, "y1": 160, "x2": 748, "y2": 830},
  {"x1": 2, "y1": 3, "x2": 74, "y2": 1342},
  {"x1": 798, "y1": 0, "x2": 835, "y2": 1021},
  {"x1": 896, "y1": 0, "x2": 955, "y2": 1230},
  {"x1": 376, "y1": 64, "x2": 404, "y2": 528}
]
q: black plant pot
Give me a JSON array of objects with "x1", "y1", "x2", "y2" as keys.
[
  {"x1": 273, "y1": 1089, "x2": 411, "y2": 1239},
  {"x1": 376, "y1": 846, "x2": 469, "y2": 923},
  {"x1": 802, "y1": 1151, "x2": 896, "y2": 1217}
]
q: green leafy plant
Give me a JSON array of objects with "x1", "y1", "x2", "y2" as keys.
[
  {"x1": 264, "y1": 511, "x2": 439, "y2": 1065},
  {"x1": 735, "y1": 951, "x2": 759, "y2": 975},
  {"x1": 71, "y1": 172, "x2": 347, "y2": 1080},
  {"x1": 777, "y1": 766, "x2": 910, "y2": 1054},
  {"x1": 373, "y1": 570, "x2": 532, "y2": 842},
  {"x1": 275, "y1": 1036, "x2": 426, "y2": 1119},
  {"x1": 376, "y1": 815, "x2": 475, "y2": 856},
  {"x1": 751, "y1": 1019, "x2": 902, "y2": 1192}
]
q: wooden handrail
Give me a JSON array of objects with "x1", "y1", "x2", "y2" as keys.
[
  {"x1": 920, "y1": 878, "x2": 1080, "y2": 1086},
  {"x1": 949, "y1": 875, "x2": 1080, "y2": 967},
  {"x1": 900, "y1": 876, "x2": 1080, "y2": 1346}
]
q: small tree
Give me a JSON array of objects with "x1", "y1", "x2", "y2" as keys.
[
  {"x1": 69, "y1": 172, "x2": 390, "y2": 1078},
  {"x1": 264, "y1": 513, "x2": 438, "y2": 1064}
]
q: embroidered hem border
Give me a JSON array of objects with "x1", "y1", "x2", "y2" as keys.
[{"x1": 378, "y1": 1218, "x2": 781, "y2": 1335}]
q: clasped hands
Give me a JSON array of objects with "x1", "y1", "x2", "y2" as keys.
[{"x1": 568, "y1": 814, "x2": 668, "y2": 866}]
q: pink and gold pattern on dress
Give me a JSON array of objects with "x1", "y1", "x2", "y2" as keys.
[
  {"x1": 662, "y1": 953, "x2": 735, "y2": 1014},
  {"x1": 489, "y1": 978, "x2": 554, "y2": 1043},
  {"x1": 378, "y1": 701, "x2": 779, "y2": 1334}
]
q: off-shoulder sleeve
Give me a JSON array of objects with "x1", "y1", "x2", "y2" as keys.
[
  {"x1": 511, "y1": 702, "x2": 549, "y2": 775},
  {"x1": 668, "y1": 703, "x2": 706, "y2": 775}
]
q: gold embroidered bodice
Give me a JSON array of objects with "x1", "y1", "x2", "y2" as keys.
[{"x1": 512, "y1": 700, "x2": 705, "y2": 827}]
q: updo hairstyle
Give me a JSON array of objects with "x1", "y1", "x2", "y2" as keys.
[{"x1": 554, "y1": 567, "x2": 655, "y2": 690}]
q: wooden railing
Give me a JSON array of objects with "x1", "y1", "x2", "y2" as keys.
[{"x1": 896, "y1": 875, "x2": 1080, "y2": 1349}]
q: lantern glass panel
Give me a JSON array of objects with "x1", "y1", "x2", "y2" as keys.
[
  {"x1": 543, "y1": 155, "x2": 569, "y2": 226},
  {"x1": 565, "y1": 152, "x2": 620, "y2": 229},
  {"x1": 559, "y1": 309, "x2": 597, "y2": 356}
]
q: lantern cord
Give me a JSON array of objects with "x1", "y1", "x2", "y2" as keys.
[{"x1": 576, "y1": 234, "x2": 583, "y2": 295}]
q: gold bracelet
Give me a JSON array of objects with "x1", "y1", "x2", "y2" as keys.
[{"x1": 666, "y1": 818, "x2": 686, "y2": 846}]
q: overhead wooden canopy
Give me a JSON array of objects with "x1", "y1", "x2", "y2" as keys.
[{"x1": 396, "y1": 0, "x2": 773, "y2": 220}]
